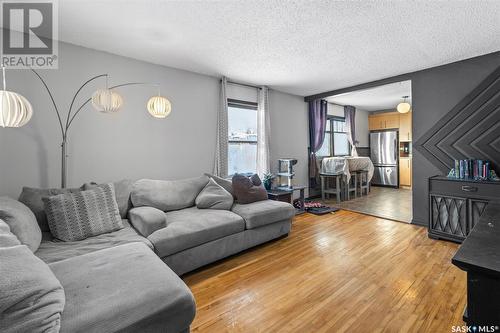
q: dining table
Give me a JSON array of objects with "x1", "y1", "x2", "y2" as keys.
[{"x1": 320, "y1": 156, "x2": 374, "y2": 182}]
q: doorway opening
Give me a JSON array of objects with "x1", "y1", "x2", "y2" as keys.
[{"x1": 320, "y1": 80, "x2": 413, "y2": 223}]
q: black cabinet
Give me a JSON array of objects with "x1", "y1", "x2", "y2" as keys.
[
  {"x1": 428, "y1": 176, "x2": 500, "y2": 243},
  {"x1": 452, "y1": 204, "x2": 500, "y2": 326}
]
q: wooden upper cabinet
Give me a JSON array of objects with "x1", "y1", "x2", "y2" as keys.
[
  {"x1": 384, "y1": 113, "x2": 400, "y2": 129},
  {"x1": 399, "y1": 112, "x2": 412, "y2": 141},
  {"x1": 368, "y1": 112, "x2": 400, "y2": 130},
  {"x1": 369, "y1": 115, "x2": 384, "y2": 130}
]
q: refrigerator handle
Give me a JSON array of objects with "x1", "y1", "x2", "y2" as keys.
[{"x1": 394, "y1": 143, "x2": 398, "y2": 163}]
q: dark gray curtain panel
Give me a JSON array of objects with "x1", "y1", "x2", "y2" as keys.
[{"x1": 308, "y1": 99, "x2": 327, "y2": 187}]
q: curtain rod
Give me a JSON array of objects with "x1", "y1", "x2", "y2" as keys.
[
  {"x1": 225, "y1": 79, "x2": 262, "y2": 90},
  {"x1": 327, "y1": 101, "x2": 345, "y2": 108}
]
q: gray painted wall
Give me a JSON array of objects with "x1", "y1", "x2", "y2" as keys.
[
  {"x1": 269, "y1": 91, "x2": 309, "y2": 197},
  {"x1": 0, "y1": 42, "x2": 308, "y2": 198},
  {"x1": 410, "y1": 52, "x2": 500, "y2": 226}
]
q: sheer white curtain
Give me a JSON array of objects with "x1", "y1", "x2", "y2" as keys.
[
  {"x1": 214, "y1": 77, "x2": 229, "y2": 177},
  {"x1": 256, "y1": 86, "x2": 270, "y2": 177}
]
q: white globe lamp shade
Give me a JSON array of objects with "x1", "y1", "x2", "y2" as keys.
[
  {"x1": 92, "y1": 89, "x2": 123, "y2": 113},
  {"x1": 0, "y1": 90, "x2": 33, "y2": 127},
  {"x1": 147, "y1": 96, "x2": 171, "y2": 118},
  {"x1": 397, "y1": 102, "x2": 411, "y2": 114}
]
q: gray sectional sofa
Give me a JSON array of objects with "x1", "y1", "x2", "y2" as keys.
[
  {"x1": 1, "y1": 175, "x2": 295, "y2": 333},
  {"x1": 129, "y1": 176, "x2": 294, "y2": 275}
]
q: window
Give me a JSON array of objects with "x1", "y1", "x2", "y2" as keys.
[
  {"x1": 228, "y1": 99, "x2": 258, "y2": 175},
  {"x1": 317, "y1": 116, "x2": 350, "y2": 157}
]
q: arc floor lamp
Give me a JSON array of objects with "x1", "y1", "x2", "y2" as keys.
[{"x1": 0, "y1": 67, "x2": 172, "y2": 188}]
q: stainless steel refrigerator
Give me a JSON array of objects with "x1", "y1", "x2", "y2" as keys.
[{"x1": 370, "y1": 131, "x2": 398, "y2": 187}]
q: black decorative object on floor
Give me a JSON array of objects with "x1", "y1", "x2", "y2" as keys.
[{"x1": 303, "y1": 201, "x2": 339, "y2": 215}]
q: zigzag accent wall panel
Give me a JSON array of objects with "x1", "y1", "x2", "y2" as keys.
[{"x1": 414, "y1": 66, "x2": 500, "y2": 174}]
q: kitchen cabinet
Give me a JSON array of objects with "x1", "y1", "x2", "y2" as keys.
[
  {"x1": 368, "y1": 115, "x2": 384, "y2": 130},
  {"x1": 368, "y1": 112, "x2": 400, "y2": 130},
  {"x1": 399, "y1": 158, "x2": 412, "y2": 187},
  {"x1": 384, "y1": 113, "x2": 400, "y2": 129},
  {"x1": 399, "y1": 112, "x2": 412, "y2": 141}
]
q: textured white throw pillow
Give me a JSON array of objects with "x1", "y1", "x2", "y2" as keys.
[{"x1": 195, "y1": 178, "x2": 234, "y2": 210}]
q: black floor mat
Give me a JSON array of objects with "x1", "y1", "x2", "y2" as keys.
[{"x1": 307, "y1": 207, "x2": 339, "y2": 215}]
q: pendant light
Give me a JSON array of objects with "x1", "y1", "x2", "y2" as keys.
[
  {"x1": 147, "y1": 86, "x2": 171, "y2": 118},
  {"x1": 0, "y1": 67, "x2": 33, "y2": 127},
  {"x1": 92, "y1": 75, "x2": 123, "y2": 113},
  {"x1": 397, "y1": 95, "x2": 411, "y2": 114}
]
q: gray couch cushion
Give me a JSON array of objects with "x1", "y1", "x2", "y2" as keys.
[
  {"x1": 0, "y1": 197, "x2": 42, "y2": 252},
  {"x1": 83, "y1": 179, "x2": 134, "y2": 218},
  {"x1": 204, "y1": 173, "x2": 233, "y2": 195},
  {"x1": 231, "y1": 200, "x2": 295, "y2": 229},
  {"x1": 148, "y1": 206, "x2": 245, "y2": 257},
  {"x1": 49, "y1": 242, "x2": 195, "y2": 333},
  {"x1": 18, "y1": 186, "x2": 83, "y2": 231},
  {"x1": 164, "y1": 220, "x2": 292, "y2": 276},
  {"x1": 43, "y1": 184, "x2": 124, "y2": 242},
  {"x1": 128, "y1": 206, "x2": 167, "y2": 237},
  {"x1": 195, "y1": 178, "x2": 234, "y2": 210},
  {"x1": 35, "y1": 220, "x2": 152, "y2": 264},
  {"x1": 131, "y1": 176, "x2": 209, "y2": 211},
  {"x1": 0, "y1": 244, "x2": 65, "y2": 333}
]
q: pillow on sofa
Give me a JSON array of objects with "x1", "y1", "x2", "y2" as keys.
[
  {"x1": 204, "y1": 173, "x2": 233, "y2": 196},
  {"x1": 0, "y1": 219, "x2": 21, "y2": 247},
  {"x1": 43, "y1": 183, "x2": 123, "y2": 242},
  {"x1": 0, "y1": 243, "x2": 65, "y2": 333},
  {"x1": 18, "y1": 186, "x2": 84, "y2": 232},
  {"x1": 83, "y1": 179, "x2": 134, "y2": 218},
  {"x1": 231, "y1": 174, "x2": 268, "y2": 204},
  {"x1": 0, "y1": 197, "x2": 42, "y2": 252},
  {"x1": 196, "y1": 178, "x2": 234, "y2": 210},
  {"x1": 131, "y1": 175, "x2": 209, "y2": 212}
]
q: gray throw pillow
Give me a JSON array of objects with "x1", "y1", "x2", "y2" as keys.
[
  {"x1": 83, "y1": 179, "x2": 134, "y2": 218},
  {"x1": 43, "y1": 183, "x2": 123, "y2": 242},
  {"x1": 232, "y1": 174, "x2": 268, "y2": 204},
  {"x1": 196, "y1": 178, "x2": 234, "y2": 210},
  {"x1": 18, "y1": 186, "x2": 84, "y2": 231},
  {"x1": 0, "y1": 219, "x2": 21, "y2": 247},
  {"x1": 0, "y1": 243, "x2": 65, "y2": 333},
  {"x1": 0, "y1": 197, "x2": 42, "y2": 252},
  {"x1": 204, "y1": 173, "x2": 233, "y2": 196}
]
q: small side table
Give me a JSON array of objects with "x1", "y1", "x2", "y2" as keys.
[{"x1": 267, "y1": 186, "x2": 306, "y2": 215}]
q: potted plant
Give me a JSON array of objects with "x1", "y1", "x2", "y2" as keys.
[{"x1": 263, "y1": 173, "x2": 276, "y2": 190}]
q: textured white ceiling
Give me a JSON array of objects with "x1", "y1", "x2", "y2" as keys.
[
  {"x1": 58, "y1": 0, "x2": 500, "y2": 96},
  {"x1": 326, "y1": 80, "x2": 412, "y2": 112}
]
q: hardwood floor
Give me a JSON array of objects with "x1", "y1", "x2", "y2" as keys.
[{"x1": 183, "y1": 211, "x2": 465, "y2": 333}]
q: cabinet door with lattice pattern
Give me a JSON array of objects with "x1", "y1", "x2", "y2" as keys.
[
  {"x1": 469, "y1": 199, "x2": 488, "y2": 233},
  {"x1": 430, "y1": 195, "x2": 467, "y2": 239}
]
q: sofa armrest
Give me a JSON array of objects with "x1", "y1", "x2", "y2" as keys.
[{"x1": 128, "y1": 207, "x2": 167, "y2": 237}]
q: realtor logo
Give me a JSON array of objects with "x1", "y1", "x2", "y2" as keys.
[{"x1": 1, "y1": 0, "x2": 58, "y2": 68}]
